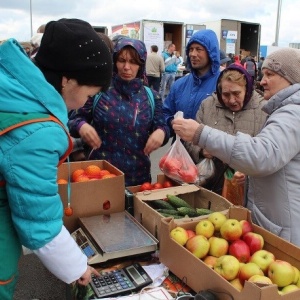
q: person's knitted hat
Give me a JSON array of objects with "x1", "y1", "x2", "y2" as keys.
[
  {"x1": 216, "y1": 63, "x2": 254, "y2": 108},
  {"x1": 35, "y1": 18, "x2": 112, "y2": 90},
  {"x1": 262, "y1": 48, "x2": 300, "y2": 84}
]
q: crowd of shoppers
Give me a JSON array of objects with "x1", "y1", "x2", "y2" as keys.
[{"x1": 4, "y1": 18, "x2": 300, "y2": 299}]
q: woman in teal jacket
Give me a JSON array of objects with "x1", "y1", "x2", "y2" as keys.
[{"x1": 0, "y1": 19, "x2": 112, "y2": 299}]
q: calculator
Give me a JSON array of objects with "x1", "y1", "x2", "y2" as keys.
[{"x1": 90, "y1": 262, "x2": 153, "y2": 298}]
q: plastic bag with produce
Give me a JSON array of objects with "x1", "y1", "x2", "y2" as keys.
[{"x1": 159, "y1": 112, "x2": 198, "y2": 184}]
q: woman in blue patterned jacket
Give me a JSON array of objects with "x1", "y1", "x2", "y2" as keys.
[{"x1": 68, "y1": 38, "x2": 170, "y2": 186}]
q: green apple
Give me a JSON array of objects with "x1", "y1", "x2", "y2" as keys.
[
  {"x1": 229, "y1": 277, "x2": 243, "y2": 291},
  {"x1": 280, "y1": 284, "x2": 299, "y2": 294},
  {"x1": 248, "y1": 274, "x2": 273, "y2": 285},
  {"x1": 208, "y1": 236, "x2": 229, "y2": 257},
  {"x1": 185, "y1": 235, "x2": 210, "y2": 259},
  {"x1": 293, "y1": 266, "x2": 300, "y2": 284},
  {"x1": 214, "y1": 255, "x2": 240, "y2": 281},
  {"x1": 239, "y1": 262, "x2": 264, "y2": 284},
  {"x1": 170, "y1": 226, "x2": 189, "y2": 246},
  {"x1": 249, "y1": 249, "x2": 275, "y2": 274},
  {"x1": 208, "y1": 212, "x2": 227, "y2": 231},
  {"x1": 195, "y1": 219, "x2": 214, "y2": 238},
  {"x1": 220, "y1": 219, "x2": 243, "y2": 242},
  {"x1": 268, "y1": 260, "x2": 295, "y2": 288},
  {"x1": 203, "y1": 255, "x2": 218, "y2": 268}
]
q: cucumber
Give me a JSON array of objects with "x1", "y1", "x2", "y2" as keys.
[
  {"x1": 150, "y1": 199, "x2": 175, "y2": 210},
  {"x1": 157, "y1": 209, "x2": 180, "y2": 216},
  {"x1": 177, "y1": 207, "x2": 200, "y2": 217},
  {"x1": 167, "y1": 194, "x2": 193, "y2": 209},
  {"x1": 196, "y1": 208, "x2": 214, "y2": 215}
]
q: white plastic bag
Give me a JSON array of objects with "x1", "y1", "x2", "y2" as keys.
[{"x1": 196, "y1": 158, "x2": 215, "y2": 186}]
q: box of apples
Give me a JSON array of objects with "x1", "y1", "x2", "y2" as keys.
[{"x1": 160, "y1": 206, "x2": 300, "y2": 299}]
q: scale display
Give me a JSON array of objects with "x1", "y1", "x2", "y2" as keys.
[{"x1": 71, "y1": 211, "x2": 158, "y2": 264}]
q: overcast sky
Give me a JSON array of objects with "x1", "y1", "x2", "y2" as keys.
[{"x1": 0, "y1": 0, "x2": 298, "y2": 47}]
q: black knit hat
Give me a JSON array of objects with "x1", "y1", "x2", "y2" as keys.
[{"x1": 35, "y1": 18, "x2": 112, "y2": 90}]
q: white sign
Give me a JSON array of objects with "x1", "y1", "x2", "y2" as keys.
[
  {"x1": 227, "y1": 31, "x2": 238, "y2": 39},
  {"x1": 143, "y1": 21, "x2": 164, "y2": 54}
]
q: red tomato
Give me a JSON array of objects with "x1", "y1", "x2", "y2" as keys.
[
  {"x1": 162, "y1": 180, "x2": 173, "y2": 188},
  {"x1": 178, "y1": 167, "x2": 198, "y2": 183},
  {"x1": 152, "y1": 182, "x2": 163, "y2": 190},
  {"x1": 140, "y1": 182, "x2": 152, "y2": 192},
  {"x1": 159, "y1": 155, "x2": 167, "y2": 170},
  {"x1": 164, "y1": 158, "x2": 182, "y2": 172},
  {"x1": 103, "y1": 200, "x2": 111, "y2": 210}
]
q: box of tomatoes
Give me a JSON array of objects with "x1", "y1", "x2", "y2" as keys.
[
  {"x1": 133, "y1": 184, "x2": 232, "y2": 240},
  {"x1": 57, "y1": 160, "x2": 125, "y2": 232}
]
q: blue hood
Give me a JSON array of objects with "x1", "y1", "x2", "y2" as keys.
[
  {"x1": 186, "y1": 29, "x2": 220, "y2": 76},
  {"x1": 0, "y1": 39, "x2": 68, "y2": 126}
]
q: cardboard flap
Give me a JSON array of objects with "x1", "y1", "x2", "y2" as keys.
[
  {"x1": 228, "y1": 206, "x2": 252, "y2": 221},
  {"x1": 135, "y1": 184, "x2": 199, "y2": 201}
]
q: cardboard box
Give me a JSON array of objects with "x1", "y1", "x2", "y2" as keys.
[
  {"x1": 58, "y1": 160, "x2": 125, "y2": 232},
  {"x1": 160, "y1": 206, "x2": 300, "y2": 300},
  {"x1": 134, "y1": 185, "x2": 232, "y2": 240},
  {"x1": 126, "y1": 174, "x2": 180, "y2": 194},
  {"x1": 125, "y1": 174, "x2": 180, "y2": 216}
]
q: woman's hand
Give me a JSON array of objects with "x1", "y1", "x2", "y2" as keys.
[
  {"x1": 232, "y1": 171, "x2": 246, "y2": 186},
  {"x1": 79, "y1": 123, "x2": 102, "y2": 149},
  {"x1": 202, "y1": 149, "x2": 213, "y2": 159},
  {"x1": 144, "y1": 129, "x2": 165, "y2": 155},
  {"x1": 77, "y1": 266, "x2": 100, "y2": 286},
  {"x1": 172, "y1": 118, "x2": 201, "y2": 142}
]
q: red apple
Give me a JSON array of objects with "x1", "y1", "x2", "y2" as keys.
[
  {"x1": 249, "y1": 249, "x2": 275, "y2": 274},
  {"x1": 214, "y1": 255, "x2": 240, "y2": 281},
  {"x1": 228, "y1": 239, "x2": 251, "y2": 263},
  {"x1": 185, "y1": 235, "x2": 210, "y2": 259},
  {"x1": 239, "y1": 262, "x2": 264, "y2": 284},
  {"x1": 240, "y1": 220, "x2": 253, "y2": 236},
  {"x1": 208, "y1": 236, "x2": 229, "y2": 258},
  {"x1": 248, "y1": 274, "x2": 273, "y2": 285},
  {"x1": 203, "y1": 255, "x2": 218, "y2": 269},
  {"x1": 242, "y1": 232, "x2": 264, "y2": 255},
  {"x1": 268, "y1": 260, "x2": 295, "y2": 288},
  {"x1": 186, "y1": 229, "x2": 196, "y2": 239},
  {"x1": 220, "y1": 219, "x2": 243, "y2": 242}
]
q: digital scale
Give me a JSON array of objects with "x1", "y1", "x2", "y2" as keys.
[{"x1": 71, "y1": 211, "x2": 158, "y2": 264}]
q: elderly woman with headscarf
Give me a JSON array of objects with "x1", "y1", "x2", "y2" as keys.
[
  {"x1": 68, "y1": 38, "x2": 170, "y2": 186},
  {"x1": 173, "y1": 48, "x2": 300, "y2": 246},
  {"x1": 185, "y1": 64, "x2": 268, "y2": 195}
]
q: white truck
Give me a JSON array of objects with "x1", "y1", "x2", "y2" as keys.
[{"x1": 201, "y1": 19, "x2": 261, "y2": 59}]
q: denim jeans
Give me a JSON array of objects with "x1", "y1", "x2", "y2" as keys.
[{"x1": 159, "y1": 72, "x2": 176, "y2": 101}]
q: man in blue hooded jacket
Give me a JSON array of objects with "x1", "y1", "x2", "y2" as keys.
[{"x1": 163, "y1": 29, "x2": 220, "y2": 135}]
